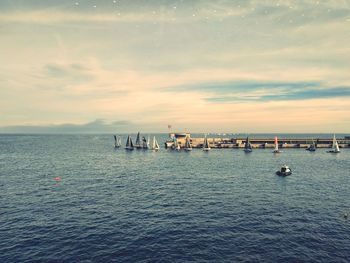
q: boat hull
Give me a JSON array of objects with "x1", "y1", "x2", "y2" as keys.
[
  {"x1": 306, "y1": 148, "x2": 316, "y2": 151},
  {"x1": 273, "y1": 150, "x2": 282, "y2": 153},
  {"x1": 276, "y1": 171, "x2": 292, "y2": 176},
  {"x1": 125, "y1": 147, "x2": 134, "y2": 151}
]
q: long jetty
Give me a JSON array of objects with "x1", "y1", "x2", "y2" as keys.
[{"x1": 165, "y1": 134, "x2": 350, "y2": 149}]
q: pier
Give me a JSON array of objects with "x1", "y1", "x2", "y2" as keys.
[{"x1": 165, "y1": 134, "x2": 350, "y2": 149}]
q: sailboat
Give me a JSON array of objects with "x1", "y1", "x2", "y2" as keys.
[
  {"x1": 114, "y1": 135, "x2": 122, "y2": 148},
  {"x1": 125, "y1": 135, "x2": 134, "y2": 150},
  {"x1": 244, "y1": 136, "x2": 252, "y2": 153},
  {"x1": 142, "y1": 136, "x2": 149, "y2": 150},
  {"x1": 172, "y1": 138, "x2": 181, "y2": 150},
  {"x1": 203, "y1": 135, "x2": 211, "y2": 151},
  {"x1": 151, "y1": 136, "x2": 160, "y2": 151},
  {"x1": 184, "y1": 136, "x2": 192, "y2": 151},
  {"x1": 327, "y1": 134, "x2": 340, "y2": 153},
  {"x1": 306, "y1": 138, "x2": 316, "y2": 151},
  {"x1": 273, "y1": 136, "x2": 282, "y2": 153},
  {"x1": 135, "y1": 132, "x2": 142, "y2": 149}
]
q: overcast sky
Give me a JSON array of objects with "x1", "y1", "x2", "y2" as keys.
[{"x1": 1, "y1": 0, "x2": 349, "y2": 133}]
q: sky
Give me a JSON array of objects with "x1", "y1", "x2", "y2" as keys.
[{"x1": 0, "y1": 0, "x2": 350, "y2": 133}]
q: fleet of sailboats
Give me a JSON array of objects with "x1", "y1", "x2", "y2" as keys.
[
  {"x1": 115, "y1": 134, "x2": 343, "y2": 154},
  {"x1": 120, "y1": 133, "x2": 160, "y2": 151}
]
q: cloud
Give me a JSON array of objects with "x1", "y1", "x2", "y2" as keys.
[
  {"x1": 205, "y1": 86, "x2": 350, "y2": 103},
  {"x1": 0, "y1": 1, "x2": 348, "y2": 26},
  {"x1": 0, "y1": 0, "x2": 349, "y2": 132},
  {"x1": 164, "y1": 79, "x2": 350, "y2": 103},
  {"x1": 165, "y1": 80, "x2": 321, "y2": 93},
  {"x1": 0, "y1": 119, "x2": 132, "y2": 134},
  {"x1": 44, "y1": 63, "x2": 94, "y2": 81}
]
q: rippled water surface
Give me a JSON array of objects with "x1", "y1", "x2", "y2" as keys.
[{"x1": 1, "y1": 134, "x2": 349, "y2": 262}]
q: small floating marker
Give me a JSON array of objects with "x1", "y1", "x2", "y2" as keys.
[
  {"x1": 54, "y1": 176, "x2": 61, "y2": 182},
  {"x1": 343, "y1": 213, "x2": 348, "y2": 219}
]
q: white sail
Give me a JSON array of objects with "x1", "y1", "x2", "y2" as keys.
[
  {"x1": 175, "y1": 139, "x2": 180, "y2": 150},
  {"x1": 173, "y1": 138, "x2": 181, "y2": 150},
  {"x1": 274, "y1": 137, "x2": 279, "y2": 151},
  {"x1": 155, "y1": 137, "x2": 160, "y2": 150},
  {"x1": 327, "y1": 134, "x2": 340, "y2": 153},
  {"x1": 203, "y1": 135, "x2": 211, "y2": 151},
  {"x1": 184, "y1": 136, "x2": 192, "y2": 151},
  {"x1": 273, "y1": 136, "x2": 282, "y2": 153},
  {"x1": 335, "y1": 140, "x2": 340, "y2": 152},
  {"x1": 151, "y1": 136, "x2": 160, "y2": 151},
  {"x1": 115, "y1": 135, "x2": 121, "y2": 147},
  {"x1": 333, "y1": 134, "x2": 340, "y2": 152}
]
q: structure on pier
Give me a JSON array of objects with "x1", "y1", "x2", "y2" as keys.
[{"x1": 164, "y1": 133, "x2": 350, "y2": 149}]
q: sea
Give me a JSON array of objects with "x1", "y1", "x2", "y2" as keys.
[{"x1": 0, "y1": 134, "x2": 349, "y2": 262}]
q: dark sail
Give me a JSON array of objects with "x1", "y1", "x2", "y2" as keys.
[
  {"x1": 245, "y1": 137, "x2": 252, "y2": 149},
  {"x1": 125, "y1": 135, "x2": 134, "y2": 149},
  {"x1": 135, "y1": 132, "x2": 141, "y2": 147}
]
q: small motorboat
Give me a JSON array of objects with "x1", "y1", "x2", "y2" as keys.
[{"x1": 276, "y1": 165, "x2": 292, "y2": 176}]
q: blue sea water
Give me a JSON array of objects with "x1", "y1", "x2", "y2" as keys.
[{"x1": 0, "y1": 134, "x2": 349, "y2": 263}]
